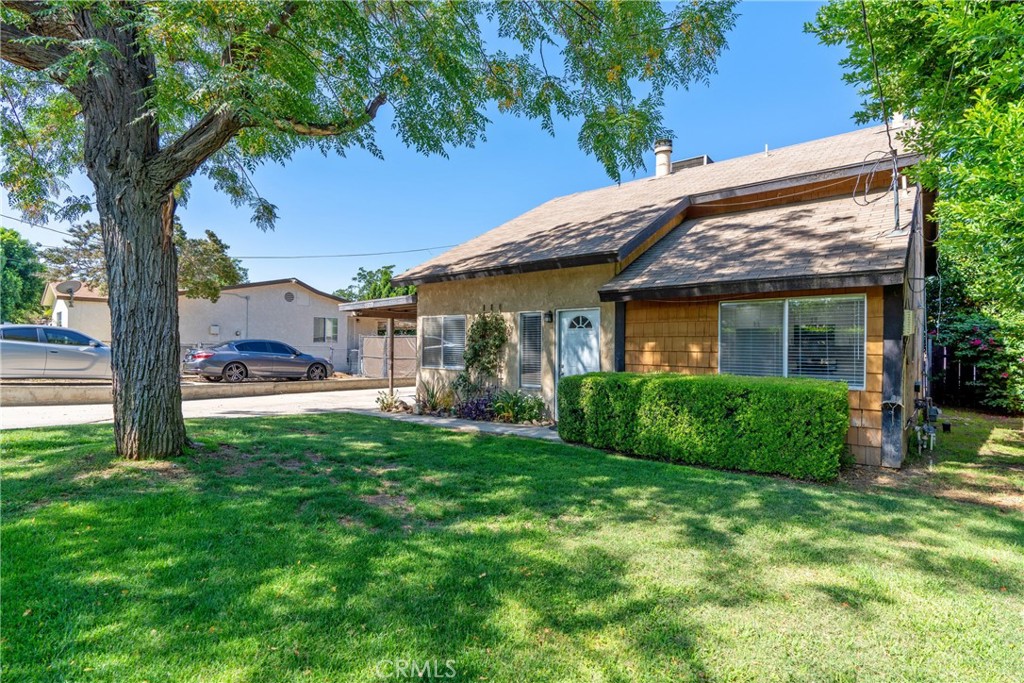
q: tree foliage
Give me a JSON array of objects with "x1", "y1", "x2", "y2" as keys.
[
  {"x1": 808, "y1": 0, "x2": 1024, "y2": 314},
  {"x1": 0, "y1": 227, "x2": 45, "y2": 322},
  {"x1": 333, "y1": 264, "x2": 414, "y2": 302},
  {"x1": 41, "y1": 221, "x2": 248, "y2": 301},
  {"x1": 2, "y1": 0, "x2": 739, "y2": 227}
]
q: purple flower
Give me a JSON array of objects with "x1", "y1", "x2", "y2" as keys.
[
  {"x1": 1002, "y1": 372, "x2": 1010, "y2": 379},
  {"x1": 970, "y1": 338, "x2": 983, "y2": 346}
]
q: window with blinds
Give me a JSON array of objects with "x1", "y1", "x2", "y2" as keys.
[
  {"x1": 519, "y1": 312, "x2": 543, "y2": 388},
  {"x1": 719, "y1": 301, "x2": 784, "y2": 377},
  {"x1": 422, "y1": 315, "x2": 466, "y2": 369},
  {"x1": 719, "y1": 295, "x2": 866, "y2": 389},
  {"x1": 787, "y1": 297, "x2": 865, "y2": 387}
]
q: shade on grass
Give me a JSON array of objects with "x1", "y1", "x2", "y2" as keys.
[{"x1": 2, "y1": 414, "x2": 1022, "y2": 682}]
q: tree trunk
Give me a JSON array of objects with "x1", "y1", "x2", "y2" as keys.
[{"x1": 79, "y1": 9, "x2": 187, "y2": 459}]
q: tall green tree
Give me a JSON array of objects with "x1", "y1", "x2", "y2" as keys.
[
  {"x1": 333, "y1": 264, "x2": 414, "y2": 301},
  {"x1": 1, "y1": 0, "x2": 736, "y2": 459},
  {"x1": 808, "y1": 0, "x2": 1024, "y2": 314},
  {"x1": 0, "y1": 227, "x2": 45, "y2": 322},
  {"x1": 42, "y1": 221, "x2": 248, "y2": 301}
]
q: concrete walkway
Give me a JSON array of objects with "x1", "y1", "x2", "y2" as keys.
[{"x1": 0, "y1": 387, "x2": 563, "y2": 443}]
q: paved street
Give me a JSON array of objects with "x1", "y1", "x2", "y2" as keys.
[{"x1": 0, "y1": 387, "x2": 562, "y2": 442}]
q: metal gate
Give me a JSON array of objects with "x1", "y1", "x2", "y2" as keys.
[{"x1": 358, "y1": 335, "x2": 416, "y2": 378}]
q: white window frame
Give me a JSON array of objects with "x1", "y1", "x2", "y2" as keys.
[
  {"x1": 421, "y1": 315, "x2": 466, "y2": 370},
  {"x1": 313, "y1": 317, "x2": 339, "y2": 343},
  {"x1": 718, "y1": 294, "x2": 867, "y2": 390},
  {"x1": 518, "y1": 311, "x2": 543, "y2": 389}
]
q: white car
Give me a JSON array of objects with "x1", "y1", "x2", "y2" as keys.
[{"x1": 0, "y1": 324, "x2": 112, "y2": 379}]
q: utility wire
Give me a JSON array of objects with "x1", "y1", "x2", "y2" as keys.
[
  {"x1": 230, "y1": 245, "x2": 457, "y2": 260},
  {"x1": 0, "y1": 212, "x2": 73, "y2": 236},
  {"x1": 1, "y1": 211, "x2": 454, "y2": 260}
]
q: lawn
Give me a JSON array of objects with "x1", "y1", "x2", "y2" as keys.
[
  {"x1": 843, "y1": 409, "x2": 1024, "y2": 511},
  {"x1": 3, "y1": 414, "x2": 1023, "y2": 682}
]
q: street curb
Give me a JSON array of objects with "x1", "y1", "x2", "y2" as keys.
[{"x1": 0, "y1": 377, "x2": 415, "y2": 407}]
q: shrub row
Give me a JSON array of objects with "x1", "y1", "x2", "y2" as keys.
[{"x1": 558, "y1": 373, "x2": 849, "y2": 481}]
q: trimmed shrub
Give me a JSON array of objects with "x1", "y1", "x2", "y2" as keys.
[{"x1": 558, "y1": 373, "x2": 849, "y2": 481}]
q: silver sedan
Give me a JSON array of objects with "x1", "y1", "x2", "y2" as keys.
[
  {"x1": 182, "y1": 339, "x2": 333, "y2": 383},
  {"x1": 0, "y1": 324, "x2": 112, "y2": 379}
]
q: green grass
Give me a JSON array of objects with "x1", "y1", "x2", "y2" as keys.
[{"x1": 3, "y1": 414, "x2": 1023, "y2": 682}]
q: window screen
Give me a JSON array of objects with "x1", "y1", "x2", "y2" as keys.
[
  {"x1": 519, "y1": 312, "x2": 542, "y2": 388},
  {"x1": 719, "y1": 301, "x2": 784, "y2": 377},
  {"x1": 421, "y1": 315, "x2": 465, "y2": 369},
  {"x1": 787, "y1": 297, "x2": 865, "y2": 388},
  {"x1": 313, "y1": 317, "x2": 338, "y2": 343},
  {"x1": 441, "y1": 316, "x2": 466, "y2": 368}
]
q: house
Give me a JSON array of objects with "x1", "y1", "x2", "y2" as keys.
[
  {"x1": 41, "y1": 278, "x2": 355, "y2": 371},
  {"x1": 392, "y1": 122, "x2": 935, "y2": 468}
]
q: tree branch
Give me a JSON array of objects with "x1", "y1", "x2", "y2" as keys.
[
  {"x1": 221, "y1": 1, "x2": 299, "y2": 67},
  {"x1": 267, "y1": 92, "x2": 387, "y2": 137},
  {"x1": 149, "y1": 108, "x2": 244, "y2": 193},
  {"x1": 0, "y1": 22, "x2": 72, "y2": 76},
  {"x1": 4, "y1": 1, "x2": 80, "y2": 41}
]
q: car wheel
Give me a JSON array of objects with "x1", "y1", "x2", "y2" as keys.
[
  {"x1": 223, "y1": 362, "x2": 247, "y2": 383},
  {"x1": 203, "y1": 375, "x2": 223, "y2": 382},
  {"x1": 307, "y1": 363, "x2": 328, "y2": 381}
]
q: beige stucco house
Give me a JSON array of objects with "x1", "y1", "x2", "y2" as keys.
[
  {"x1": 42, "y1": 278, "x2": 353, "y2": 370},
  {"x1": 393, "y1": 123, "x2": 935, "y2": 468}
]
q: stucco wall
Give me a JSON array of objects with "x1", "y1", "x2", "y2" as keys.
[
  {"x1": 416, "y1": 264, "x2": 618, "y2": 411},
  {"x1": 51, "y1": 283, "x2": 351, "y2": 370},
  {"x1": 53, "y1": 299, "x2": 112, "y2": 343},
  {"x1": 180, "y1": 284, "x2": 348, "y2": 367},
  {"x1": 625, "y1": 287, "x2": 886, "y2": 466}
]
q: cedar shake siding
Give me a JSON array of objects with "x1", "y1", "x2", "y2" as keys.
[{"x1": 624, "y1": 287, "x2": 886, "y2": 467}]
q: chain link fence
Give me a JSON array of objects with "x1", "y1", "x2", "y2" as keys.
[{"x1": 357, "y1": 335, "x2": 416, "y2": 378}]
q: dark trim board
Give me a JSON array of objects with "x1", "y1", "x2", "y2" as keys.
[
  {"x1": 614, "y1": 302, "x2": 626, "y2": 372},
  {"x1": 881, "y1": 283, "x2": 905, "y2": 468},
  {"x1": 599, "y1": 270, "x2": 906, "y2": 302}
]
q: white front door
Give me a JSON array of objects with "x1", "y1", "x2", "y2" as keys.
[{"x1": 558, "y1": 308, "x2": 601, "y2": 379}]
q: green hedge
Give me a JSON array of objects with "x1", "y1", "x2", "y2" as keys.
[{"x1": 558, "y1": 373, "x2": 849, "y2": 481}]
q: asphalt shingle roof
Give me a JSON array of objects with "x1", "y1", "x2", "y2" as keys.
[
  {"x1": 395, "y1": 123, "x2": 913, "y2": 285},
  {"x1": 600, "y1": 190, "x2": 916, "y2": 300}
]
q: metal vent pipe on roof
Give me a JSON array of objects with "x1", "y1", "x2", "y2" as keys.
[{"x1": 654, "y1": 139, "x2": 673, "y2": 177}]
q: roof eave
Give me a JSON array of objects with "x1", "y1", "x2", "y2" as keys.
[
  {"x1": 598, "y1": 270, "x2": 906, "y2": 302},
  {"x1": 392, "y1": 251, "x2": 620, "y2": 287}
]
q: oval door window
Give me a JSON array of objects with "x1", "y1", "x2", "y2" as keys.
[{"x1": 568, "y1": 315, "x2": 593, "y2": 330}]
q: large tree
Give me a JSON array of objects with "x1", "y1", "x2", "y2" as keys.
[
  {"x1": 333, "y1": 264, "x2": 414, "y2": 302},
  {"x1": 42, "y1": 221, "x2": 248, "y2": 301},
  {"x1": 0, "y1": 226, "x2": 45, "y2": 322},
  {"x1": 1, "y1": 0, "x2": 737, "y2": 459},
  {"x1": 808, "y1": 0, "x2": 1024, "y2": 315}
]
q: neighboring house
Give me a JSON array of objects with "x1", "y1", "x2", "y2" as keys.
[
  {"x1": 393, "y1": 122, "x2": 934, "y2": 468},
  {"x1": 41, "y1": 278, "x2": 354, "y2": 371}
]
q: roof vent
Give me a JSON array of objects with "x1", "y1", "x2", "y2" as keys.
[
  {"x1": 284, "y1": 291, "x2": 295, "y2": 302},
  {"x1": 654, "y1": 139, "x2": 673, "y2": 177},
  {"x1": 671, "y1": 155, "x2": 714, "y2": 172}
]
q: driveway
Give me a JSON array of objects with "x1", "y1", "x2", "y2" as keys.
[
  {"x1": 0, "y1": 388, "x2": 414, "y2": 430},
  {"x1": 0, "y1": 388, "x2": 562, "y2": 442}
]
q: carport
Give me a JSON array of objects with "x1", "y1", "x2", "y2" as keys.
[{"x1": 338, "y1": 294, "x2": 417, "y2": 395}]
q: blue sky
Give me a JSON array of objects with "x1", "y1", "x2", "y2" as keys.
[{"x1": 4, "y1": 1, "x2": 868, "y2": 295}]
